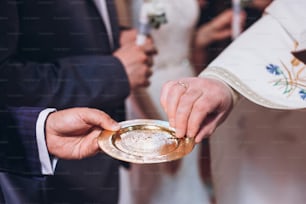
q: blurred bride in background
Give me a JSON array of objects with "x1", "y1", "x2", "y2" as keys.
[{"x1": 115, "y1": 0, "x2": 246, "y2": 204}]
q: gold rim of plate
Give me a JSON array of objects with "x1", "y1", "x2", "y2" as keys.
[{"x1": 98, "y1": 119, "x2": 195, "y2": 164}]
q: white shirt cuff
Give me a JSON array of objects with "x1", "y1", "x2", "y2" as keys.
[{"x1": 36, "y1": 108, "x2": 57, "y2": 175}]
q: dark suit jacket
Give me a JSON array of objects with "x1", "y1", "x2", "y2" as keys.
[
  {"x1": 0, "y1": 0, "x2": 130, "y2": 173},
  {"x1": 0, "y1": 0, "x2": 130, "y2": 203}
]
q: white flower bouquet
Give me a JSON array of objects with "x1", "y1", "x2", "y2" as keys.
[{"x1": 136, "y1": 0, "x2": 167, "y2": 45}]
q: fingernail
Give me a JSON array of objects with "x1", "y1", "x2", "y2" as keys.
[
  {"x1": 175, "y1": 129, "x2": 184, "y2": 138},
  {"x1": 186, "y1": 129, "x2": 195, "y2": 138},
  {"x1": 111, "y1": 123, "x2": 120, "y2": 130},
  {"x1": 169, "y1": 118, "x2": 175, "y2": 127},
  {"x1": 187, "y1": 133, "x2": 194, "y2": 138}
]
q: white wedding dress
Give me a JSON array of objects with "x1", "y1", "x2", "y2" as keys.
[
  {"x1": 126, "y1": 0, "x2": 198, "y2": 120},
  {"x1": 120, "y1": 0, "x2": 212, "y2": 204}
]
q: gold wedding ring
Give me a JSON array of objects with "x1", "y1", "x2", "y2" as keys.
[{"x1": 177, "y1": 81, "x2": 188, "y2": 90}]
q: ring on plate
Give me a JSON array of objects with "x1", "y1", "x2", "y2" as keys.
[{"x1": 177, "y1": 81, "x2": 188, "y2": 90}]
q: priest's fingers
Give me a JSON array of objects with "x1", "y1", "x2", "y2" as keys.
[
  {"x1": 160, "y1": 80, "x2": 176, "y2": 119},
  {"x1": 164, "y1": 80, "x2": 189, "y2": 127},
  {"x1": 174, "y1": 87, "x2": 203, "y2": 138}
]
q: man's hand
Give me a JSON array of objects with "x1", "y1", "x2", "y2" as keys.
[
  {"x1": 160, "y1": 77, "x2": 234, "y2": 143},
  {"x1": 120, "y1": 29, "x2": 157, "y2": 55},
  {"x1": 195, "y1": 9, "x2": 246, "y2": 48},
  {"x1": 114, "y1": 37, "x2": 156, "y2": 89},
  {"x1": 45, "y1": 107, "x2": 120, "y2": 159},
  {"x1": 120, "y1": 29, "x2": 137, "y2": 46}
]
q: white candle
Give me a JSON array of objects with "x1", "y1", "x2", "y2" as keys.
[
  {"x1": 136, "y1": 2, "x2": 151, "y2": 45},
  {"x1": 232, "y1": 0, "x2": 241, "y2": 40}
]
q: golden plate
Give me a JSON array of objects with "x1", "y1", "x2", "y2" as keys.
[{"x1": 98, "y1": 119, "x2": 195, "y2": 163}]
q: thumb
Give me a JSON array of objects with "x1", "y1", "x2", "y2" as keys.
[{"x1": 78, "y1": 108, "x2": 120, "y2": 131}]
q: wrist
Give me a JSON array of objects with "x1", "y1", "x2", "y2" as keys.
[
  {"x1": 200, "y1": 75, "x2": 240, "y2": 105},
  {"x1": 194, "y1": 26, "x2": 213, "y2": 48}
]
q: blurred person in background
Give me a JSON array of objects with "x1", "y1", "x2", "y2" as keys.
[{"x1": 114, "y1": 0, "x2": 250, "y2": 203}]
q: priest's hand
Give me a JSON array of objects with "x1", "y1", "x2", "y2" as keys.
[{"x1": 160, "y1": 77, "x2": 234, "y2": 143}]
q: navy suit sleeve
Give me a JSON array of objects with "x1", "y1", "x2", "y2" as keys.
[
  {"x1": 0, "y1": 56, "x2": 130, "y2": 109},
  {"x1": 0, "y1": 107, "x2": 43, "y2": 175}
]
